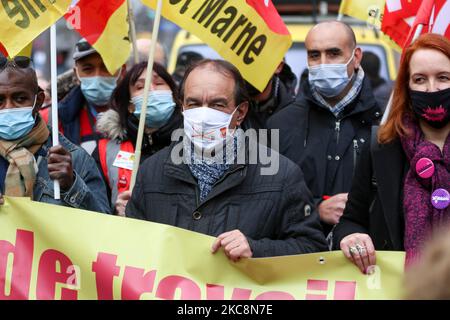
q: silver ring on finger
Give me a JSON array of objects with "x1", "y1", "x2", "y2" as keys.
[
  {"x1": 349, "y1": 246, "x2": 358, "y2": 256},
  {"x1": 356, "y1": 244, "x2": 367, "y2": 255}
]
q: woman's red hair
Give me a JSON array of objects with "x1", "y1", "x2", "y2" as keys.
[{"x1": 378, "y1": 33, "x2": 450, "y2": 144}]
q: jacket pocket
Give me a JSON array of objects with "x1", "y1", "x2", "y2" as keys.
[
  {"x1": 224, "y1": 198, "x2": 275, "y2": 239},
  {"x1": 33, "y1": 176, "x2": 55, "y2": 202},
  {"x1": 145, "y1": 199, "x2": 180, "y2": 227}
]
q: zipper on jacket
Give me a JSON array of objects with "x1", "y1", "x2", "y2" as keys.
[
  {"x1": 352, "y1": 139, "x2": 359, "y2": 176},
  {"x1": 335, "y1": 120, "x2": 341, "y2": 145}
]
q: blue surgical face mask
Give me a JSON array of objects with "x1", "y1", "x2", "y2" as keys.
[
  {"x1": 308, "y1": 49, "x2": 356, "y2": 98},
  {"x1": 0, "y1": 96, "x2": 37, "y2": 141},
  {"x1": 131, "y1": 90, "x2": 176, "y2": 129},
  {"x1": 79, "y1": 70, "x2": 121, "y2": 106}
]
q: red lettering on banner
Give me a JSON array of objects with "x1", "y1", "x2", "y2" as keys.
[
  {"x1": 206, "y1": 284, "x2": 252, "y2": 300},
  {"x1": 305, "y1": 279, "x2": 328, "y2": 300},
  {"x1": 36, "y1": 250, "x2": 78, "y2": 300},
  {"x1": 305, "y1": 279, "x2": 357, "y2": 300},
  {"x1": 334, "y1": 281, "x2": 357, "y2": 300},
  {"x1": 0, "y1": 232, "x2": 362, "y2": 300},
  {"x1": 121, "y1": 267, "x2": 156, "y2": 300},
  {"x1": 155, "y1": 275, "x2": 202, "y2": 300},
  {"x1": 0, "y1": 230, "x2": 34, "y2": 300},
  {"x1": 92, "y1": 252, "x2": 120, "y2": 300}
]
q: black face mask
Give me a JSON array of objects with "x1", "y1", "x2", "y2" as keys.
[{"x1": 410, "y1": 88, "x2": 450, "y2": 129}]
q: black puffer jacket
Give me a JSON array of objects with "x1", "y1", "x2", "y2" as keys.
[
  {"x1": 267, "y1": 76, "x2": 382, "y2": 234},
  {"x1": 125, "y1": 143, "x2": 328, "y2": 257}
]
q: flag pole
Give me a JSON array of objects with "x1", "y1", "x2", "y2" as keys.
[
  {"x1": 130, "y1": 0, "x2": 163, "y2": 190},
  {"x1": 50, "y1": 24, "x2": 61, "y2": 200},
  {"x1": 127, "y1": 0, "x2": 139, "y2": 64},
  {"x1": 381, "y1": 24, "x2": 424, "y2": 125}
]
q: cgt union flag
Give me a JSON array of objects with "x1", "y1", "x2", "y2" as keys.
[
  {"x1": 65, "y1": 0, "x2": 131, "y2": 74},
  {"x1": 382, "y1": 0, "x2": 450, "y2": 47},
  {"x1": 141, "y1": 0, "x2": 292, "y2": 91}
]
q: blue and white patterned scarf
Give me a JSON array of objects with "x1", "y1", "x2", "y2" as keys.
[{"x1": 186, "y1": 131, "x2": 241, "y2": 202}]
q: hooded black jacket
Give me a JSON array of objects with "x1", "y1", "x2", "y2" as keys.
[{"x1": 267, "y1": 76, "x2": 382, "y2": 234}]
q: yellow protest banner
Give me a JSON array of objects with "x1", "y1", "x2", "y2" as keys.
[
  {"x1": 141, "y1": 0, "x2": 292, "y2": 92},
  {"x1": 0, "y1": 0, "x2": 72, "y2": 58},
  {"x1": 0, "y1": 197, "x2": 406, "y2": 300}
]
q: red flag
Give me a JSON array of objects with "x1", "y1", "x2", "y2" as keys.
[
  {"x1": 0, "y1": 43, "x2": 7, "y2": 57},
  {"x1": 65, "y1": 0, "x2": 130, "y2": 74},
  {"x1": 404, "y1": 0, "x2": 438, "y2": 46},
  {"x1": 245, "y1": 0, "x2": 290, "y2": 35},
  {"x1": 382, "y1": 0, "x2": 450, "y2": 48}
]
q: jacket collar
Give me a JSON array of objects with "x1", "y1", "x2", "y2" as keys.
[
  {"x1": 41, "y1": 129, "x2": 78, "y2": 154},
  {"x1": 96, "y1": 106, "x2": 183, "y2": 148},
  {"x1": 163, "y1": 141, "x2": 247, "y2": 206},
  {"x1": 149, "y1": 110, "x2": 183, "y2": 145},
  {"x1": 299, "y1": 73, "x2": 379, "y2": 119},
  {"x1": 371, "y1": 137, "x2": 406, "y2": 249},
  {"x1": 58, "y1": 86, "x2": 86, "y2": 124}
]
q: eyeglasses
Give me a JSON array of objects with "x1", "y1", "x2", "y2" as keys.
[
  {"x1": 0, "y1": 55, "x2": 32, "y2": 70},
  {"x1": 76, "y1": 41, "x2": 93, "y2": 52}
]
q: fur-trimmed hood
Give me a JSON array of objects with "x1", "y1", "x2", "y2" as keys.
[
  {"x1": 96, "y1": 109, "x2": 126, "y2": 141},
  {"x1": 96, "y1": 108, "x2": 183, "y2": 156}
]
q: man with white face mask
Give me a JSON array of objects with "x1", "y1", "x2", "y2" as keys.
[
  {"x1": 268, "y1": 21, "x2": 383, "y2": 242},
  {"x1": 0, "y1": 56, "x2": 110, "y2": 213},
  {"x1": 126, "y1": 60, "x2": 327, "y2": 260}
]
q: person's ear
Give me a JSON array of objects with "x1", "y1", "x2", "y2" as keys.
[
  {"x1": 354, "y1": 47, "x2": 363, "y2": 69},
  {"x1": 236, "y1": 101, "x2": 249, "y2": 127},
  {"x1": 73, "y1": 66, "x2": 81, "y2": 84},
  {"x1": 33, "y1": 90, "x2": 45, "y2": 116}
]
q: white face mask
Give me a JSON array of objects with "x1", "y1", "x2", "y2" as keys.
[{"x1": 182, "y1": 106, "x2": 239, "y2": 151}]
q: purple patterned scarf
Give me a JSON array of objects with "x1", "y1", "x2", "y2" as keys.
[{"x1": 400, "y1": 116, "x2": 450, "y2": 266}]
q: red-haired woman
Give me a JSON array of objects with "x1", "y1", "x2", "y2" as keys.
[{"x1": 333, "y1": 33, "x2": 450, "y2": 272}]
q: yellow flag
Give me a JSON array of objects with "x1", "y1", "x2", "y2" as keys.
[
  {"x1": 141, "y1": 0, "x2": 292, "y2": 92},
  {"x1": 339, "y1": 0, "x2": 402, "y2": 52},
  {"x1": 0, "y1": 0, "x2": 71, "y2": 58},
  {"x1": 17, "y1": 43, "x2": 33, "y2": 58},
  {"x1": 339, "y1": 0, "x2": 385, "y2": 26}
]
